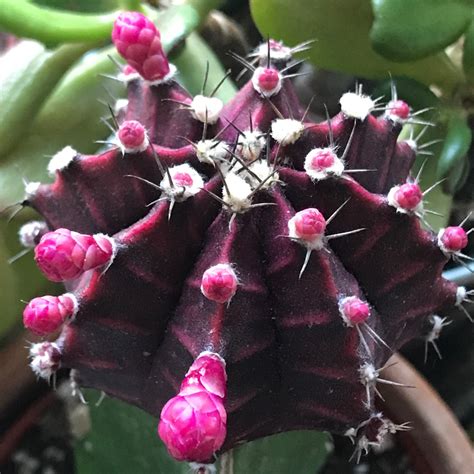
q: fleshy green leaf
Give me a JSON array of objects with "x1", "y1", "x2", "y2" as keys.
[
  {"x1": 370, "y1": 0, "x2": 473, "y2": 62},
  {"x1": 33, "y1": 0, "x2": 118, "y2": 13},
  {"x1": 75, "y1": 390, "x2": 331, "y2": 474},
  {"x1": 0, "y1": 41, "x2": 89, "y2": 159},
  {"x1": 250, "y1": 0, "x2": 464, "y2": 91},
  {"x1": 0, "y1": 47, "x2": 125, "y2": 210},
  {"x1": 75, "y1": 391, "x2": 188, "y2": 474},
  {"x1": 437, "y1": 111, "x2": 472, "y2": 190},
  {"x1": 371, "y1": 76, "x2": 440, "y2": 110},
  {"x1": 174, "y1": 32, "x2": 237, "y2": 101},
  {"x1": 219, "y1": 431, "x2": 331, "y2": 473},
  {"x1": 463, "y1": 19, "x2": 474, "y2": 83},
  {"x1": 0, "y1": 219, "x2": 57, "y2": 340},
  {"x1": 0, "y1": 231, "x2": 19, "y2": 336}
]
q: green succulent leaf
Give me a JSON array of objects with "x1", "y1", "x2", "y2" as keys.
[
  {"x1": 75, "y1": 390, "x2": 330, "y2": 474},
  {"x1": 463, "y1": 18, "x2": 474, "y2": 83},
  {"x1": 33, "y1": 0, "x2": 118, "y2": 13},
  {"x1": 0, "y1": 47, "x2": 125, "y2": 210},
  {"x1": 0, "y1": 231, "x2": 19, "y2": 337},
  {"x1": 372, "y1": 76, "x2": 441, "y2": 111},
  {"x1": 174, "y1": 32, "x2": 237, "y2": 101},
  {"x1": 250, "y1": 0, "x2": 464, "y2": 91},
  {"x1": 221, "y1": 430, "x2": 331, "y2": 473},
  {"x1": 0, "y1": 219, "x2": 56, "y2": 340},
  {"x1": 0, "y1": 41, "x2": 89, "y2": 160},
  {"x1": 370, "y1": 0, "x2": 473, "y2": 62},
  {"x1": 437, "y1": 111, "x2": 472, "y2": 190}
]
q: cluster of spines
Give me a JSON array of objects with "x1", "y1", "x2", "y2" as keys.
[{"x1": 11, "y1": 11, "x2": 472, "y2": 469}]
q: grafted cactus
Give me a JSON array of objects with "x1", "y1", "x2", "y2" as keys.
[{"x1": 18, "y1": 12, "x2": 472, "y2": 470}]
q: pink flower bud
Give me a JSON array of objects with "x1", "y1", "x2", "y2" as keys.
[
  {"x1": 158, "y1": 353, "x2": 227, "y2": 462},
  {"x1": 438, "y1": 226, "x2": 468, "y2": 253},
  {"x1": 117, "y1": 120, "x2": 147, "y2": 153},
  {"x1": 112, "y1": 12, "x2": 170, "y2": 82},
  {"x1": 180, "y1": 353, "x2": 227, "y2": 398},
  {"x1": 339, "y1": 296, "x2": 370, "y2": 326},
  {"x1": 173, "y1": 172, "x2": 194, "y2": 188},
  {"x1": 309, "y1": 149, "x2": 336, "y2": 170},
  {"x1": 389, "y1": 183, "x2": 422, "y2": 212},
  {"x1": 201, "y1": 264, "x2": 238, "y2": 304},
  {"x1": 288, "y1": 208, "x2": 327, "y2": 245},
  {"x1": 23, "y1": 294, "x2": 77, "y2": 336},
  {"x1": 387, "y1": 100, "x2": 410, "y2": 120},
  {"x1": 252, "y1": 67, "x2": 282, "y2": 97},
  {"x1": 34, "y1": 229, "x2": 115, "y2": 282}
]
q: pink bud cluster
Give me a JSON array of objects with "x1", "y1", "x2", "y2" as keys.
[
  {"x1": 158, "y1": 353, "x2": 227, "y2": 462},
  {"x1": 289, "y1": 208, "x2": 327, "y2": 249},
  {"x1": 117, "y1": 120, "x2": 148, "y2": 153},
  {"x1": 201, "y1": 264, "x2": 238, "y2": 304},
  {"x1": 23, "y1": 294, "x2": 77, "y2": 336},
  {"x1": 438, "y1": 226, "x2": 468, "y2": 253},
  {"x1": 252, "y1": 67, "x2": 282, "y2": 97},
  {"x1": 339, "y1": 296, "x2": 370, "y2": 326},
  {"x1": 34, "y1": 229, "x2": 115, "y2": 282},
  {"x1": 387, "y1": 100, "x2": 410, "y2": 120},
  {"x1": 112, "y1": 12, "x2": 170, "y2": 82},
  {"x1": 388, "y1": 182, "x2": 423, "y2": 212}
]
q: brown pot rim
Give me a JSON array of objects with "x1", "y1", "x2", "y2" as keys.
[{"x1": 379, "y1": 353, "x2": 473, "y2": 474}]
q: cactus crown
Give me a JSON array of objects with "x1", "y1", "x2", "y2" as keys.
[{"x1": 19, "y1": 11, "x2": 471, "y2": 469}]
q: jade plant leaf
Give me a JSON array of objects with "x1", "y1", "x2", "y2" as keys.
[
  {"x1": 75, "y1": 390, "x2": 331, "y2": 474},
  {"x1": 437, "y1": 111, "x2": 472, "y2": 192},
  {"x1": 222, "y1": 430, "x2": 331, "y2": 473},
  {"x1": 463, "y1": 19, "x2": 474, "y2": 83},
  {"x1": 33, "y1": 0, "x2": 118, "y2": 13},
  {"x1": 0, "y1": 40, "x2": 88, "y2": 159},
  {"x1": 0, "y1": 231, "x2": 19, "y2": 336},
  {"x1": 370, "y1": 0, "x2": 473, "y2": 62},
  {"x1": 0, "y1": 219, "x2": 56, "y2": 339},
  {"x1": 0, "y1": 47, "x2": 125, "y2": 210},
  {"x1": 250, "y1": 0, "x2": 464, "y2": 91}
]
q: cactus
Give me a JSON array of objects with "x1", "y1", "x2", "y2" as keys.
[{"x1": 17, "y1": 11, "x2": 472, "y2": 470}]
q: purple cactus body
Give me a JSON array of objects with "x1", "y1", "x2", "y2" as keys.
[{"x1": 21, "y1": 13, "x2": 469, "y2": 466}]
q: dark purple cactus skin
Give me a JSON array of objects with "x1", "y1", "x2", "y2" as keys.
[{"x1": 23, "y1": 38, "x2": 462, "y2": 463}]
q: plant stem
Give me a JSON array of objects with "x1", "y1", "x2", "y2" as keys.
[
  {"x1": 0, "y1": 0, "x2": 221, "y2": 47},
  {"x1": 118, "y1": 0, "x2": 144, "y2": 12},
  {"x1": 0, "y1": 0, "x2": 118, "y2": 46}
]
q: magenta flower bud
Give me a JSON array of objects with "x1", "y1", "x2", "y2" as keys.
[
  {"x1": 180, "y1": 353, "x2": 227, "y2": 398},
  {"x1": 387, "y1": 100, "x2": 410, "y2": 120},
  {"x1": 34, "y1": 229, "x2": 115, "y2": 282},
  {"x1": 339, "y1": 296, "x2": 370, "y2": 326},
  {"x1": 158, "y1": 353, "x2": 227, "y2": 462},
  {"x1": 388, "y1": 183, "x2": 423, "y2": 212},
  {"x1": 288, "y1": 208, "x2": 327, "y2": 246},
  {"x1": 304, "y1": 148, "x2": 345, "y2": 180},
  {"x1": 252, "y1": 67, "x2": 282, "y2": 97},
  {"x1": 438, "y1": 226, "x2": 468, "y2": 253},
  {"x1": 23, "y1": 293, "x2": 77, "y2": 336},
  {"x1": 112, "y1": 12, "x2": 170, "y2": 82},
  {"x1": 201, "y1": 264, "x2": 238, "y2": 304},
  {"x1": 117, "y1": 120, "x2": 147, "y2": 153},
  {"x1": 310, "y1": 150, "x2": 335, "y2": 170}
]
